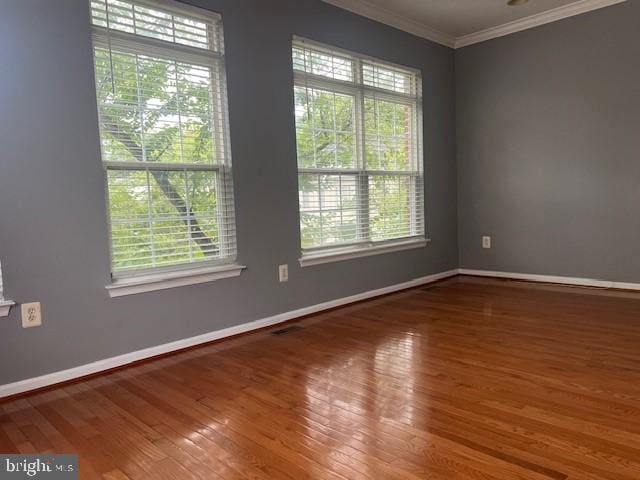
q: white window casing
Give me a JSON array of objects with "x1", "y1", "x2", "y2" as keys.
[{"x1": 0, "y1": 260, "x2": 14, "y2": 317}]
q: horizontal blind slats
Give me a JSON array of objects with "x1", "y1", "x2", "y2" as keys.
[
  {"x1": 292, "y1": 40, "x2": 420, "y2": 97},
  {"x1": 91, "y1": 0, "x2": 218, "y2": 52},
  {"x1": 95, "y1": 46, "x2": 227, "y2": 166},
  {"x1": 107, "y1": 168, "x2": 236, "y2": 272},
  {"x1": 299, "y1": 173, "x2": 424, "y2": 248}
]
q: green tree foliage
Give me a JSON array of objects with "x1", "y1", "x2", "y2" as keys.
[
  {"x1": 365, "y1": 98, "x2": 413, "y2": 241},
  {"x1": 295, "y1": 85, "x2": 414, "y2": 248},
  {"x1": 95, "y1": 47, "x2": 222, "y2": 270}
]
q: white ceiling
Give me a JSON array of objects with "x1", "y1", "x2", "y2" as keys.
[
  {"x1": 323, "y1": 0, "x2": 627, "y2": 48},
  {"x1": 365, "y1": 0, "x2": 579, "y2": 37}
]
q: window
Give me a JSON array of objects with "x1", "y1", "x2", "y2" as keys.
[
  {"x1": 292, "y1": 38, "x2": 425, "y2": 264},
  {"x1": 0, "y1": 259, "x2": 12, "y2": 316},
  {"x1": 0, "y1": 260, "x2": 4, "y2": 302},
  {"x1": 90, "y1": 0, "x2": 237, "y2": 280}
]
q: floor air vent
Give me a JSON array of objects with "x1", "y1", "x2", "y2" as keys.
[{"x1": 270, "y1": 325, "x2": 304, "y2": 336}]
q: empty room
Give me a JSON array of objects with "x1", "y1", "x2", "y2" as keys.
[{"x1": 0, "y1": 0, "x2": 639, "y2": 478}]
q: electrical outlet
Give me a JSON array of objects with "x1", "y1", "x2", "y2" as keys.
[
  {"x1": 21, "y1": 302, "x2": 42, "y2": 328},
  {"x1": 278, "y1": 264, "x2": 289, "y2": 282},
  {"x1": 482, "y1": 236, "x2": 492, "y2": 249}
]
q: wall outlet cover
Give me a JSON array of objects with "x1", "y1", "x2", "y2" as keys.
[
  {"x1": 21, "y1": 302, "x2": 42, "y2": 328},
  {"x1": 482, "y1": 236, "x2": 492, "y2": 249}
]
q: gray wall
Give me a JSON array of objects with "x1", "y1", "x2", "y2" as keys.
[
  {"x1": 0, "y1": 0, "x2": 457, "y2": 384},
  {"x1": 456, "y1": 1, "x2": 640, "y2": 282}
]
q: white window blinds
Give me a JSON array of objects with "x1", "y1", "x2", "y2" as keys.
[
  {"x1": 292, "y1": 38, "x2": 425, "y2": 253},
  {"x1": 91, "y1": 0, "x2": 237, "y2": 277}
]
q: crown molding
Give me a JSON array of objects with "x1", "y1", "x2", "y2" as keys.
[
  {"x1": 455, "y1": 0, "x2": 628, "y2": 48},
  {"x1": 322, "y1": 0, "x2": 627, "y2": 50},
  {"x1": 322, "y1": 0, "x2": 456, "y2": 48}
]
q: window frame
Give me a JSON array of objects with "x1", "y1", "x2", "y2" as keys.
[
  {"x1": 292, "y1": 37, "x2": 427, "y2": 265},
  {"x1": 0, "y1": 260, "x2": 14, "y2": 316},
  {"x1": 90, "y1": 0, "x2": 242, "y2": 289}
]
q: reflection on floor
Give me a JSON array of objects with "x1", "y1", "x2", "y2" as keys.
[{"x1": 2, "y1": 275, "x2": 640, "y2": 479}]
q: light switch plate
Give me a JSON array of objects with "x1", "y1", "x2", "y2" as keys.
[
  {"x1": 279, "y1": 264, "x2": 289, "y2": 282},
  {"x1": 482, "y1": 236, "x2": 492, "y2": 249}
]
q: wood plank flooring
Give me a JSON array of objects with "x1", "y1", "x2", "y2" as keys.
[{"x1": 2, "y1": 275, "x2": 640, "y2": 479}]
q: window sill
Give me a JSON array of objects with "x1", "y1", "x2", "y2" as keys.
[
  {"x1": 0, "y1": 300, "x2": 15, "y2": 317},
  {"x1": 106, "y1": 264, "x2": 246, "y2": 298},
  {"x1": 299, "y1": 238, "x2": 430, "y2": 267}
]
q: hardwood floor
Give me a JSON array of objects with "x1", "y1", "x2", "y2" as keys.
[{"x1": 2, "y1": 276, "x2": 640, "y2": 479}]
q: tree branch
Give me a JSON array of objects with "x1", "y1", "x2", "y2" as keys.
[{"x1": 100, "y1": 112, "x2": 218, "y2": 256}]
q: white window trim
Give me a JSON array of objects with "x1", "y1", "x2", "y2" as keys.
[
  {"x1": 299, "y1": 237, "x2": 430, "y2": 267},
  {"x1": 293, "y1": 37, "x2": 427, "y2": 263},
  {"x1": 0, "y1": 261, "x2": 12, "y2": 317},
  {"x1": 0, "y1": 301, "x2": 15, "y2": 318},
  {"x1": 106, "y1": 263, "x2": 246, "y2": 298}
]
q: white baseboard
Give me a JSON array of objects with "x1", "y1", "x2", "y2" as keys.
[
  {"x1": 0, "y1": 269, "x2": 458, "y2": 399},
  {"x1": 458, "y1": 268, "x2": 640, "y2": 291}
]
